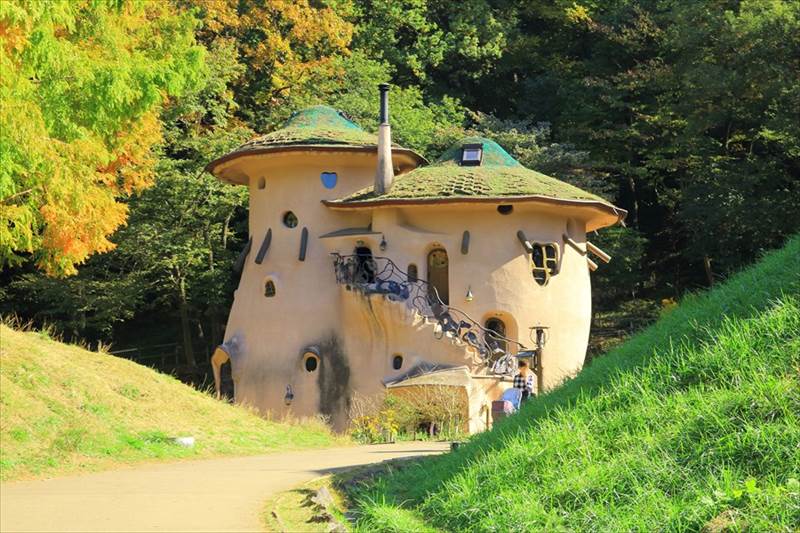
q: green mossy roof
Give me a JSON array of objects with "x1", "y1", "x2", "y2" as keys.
[
  {"x1": 330, "y1": 137, "x2": 611, "y2": 205},
  {"x1": 238, "y1": 105, "x2": 377, "y2": 150}
]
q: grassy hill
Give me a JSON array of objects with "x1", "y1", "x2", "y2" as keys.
[
  {"x1": 0, "y1": 325, "x2": 341, "y2": 481},
  {"x1": 348, "y1": 236, "x2": 800, "y2": 532}
]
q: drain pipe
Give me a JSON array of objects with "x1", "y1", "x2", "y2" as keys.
[{"x1": 375, "y1": 83, "x2": 394, "y2": 195}]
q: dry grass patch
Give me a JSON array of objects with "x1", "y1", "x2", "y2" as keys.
[{"x1": 0, "y1": 324, "x2": 344, "y2": 481}]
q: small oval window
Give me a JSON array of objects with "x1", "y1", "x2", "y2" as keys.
[
  {"x1": 264, "y1": 280, "x2": 276, "y2": 297},
  {"x1": 257, "y1": 177, "x2": 266, "y2": 190},
  {"x1": 305, "y1": 355, "x2": 319, "y2": 372},
  {"x1": 283, "y1": 211, "x2": 298, "y2": 228},
  {"x1": 392, "y1": 354, "x2": 403, "y2": 370},
  {"x1": 321, "y1": 172, "x2": 337, "y2": 189},
  {"x1": 497, "y1": 205, "x2": 513, "y2": 215}
]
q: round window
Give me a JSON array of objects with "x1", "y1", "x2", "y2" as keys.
[
  {"x1": 392, "y1": 354, "x2": 403, "y2": 370},
  {"x1": 283, "y1": 211, "x2": 298, "y2": 228},
  {"x1": 497, "y1": 205, "x2": 513, "y2": 215}
]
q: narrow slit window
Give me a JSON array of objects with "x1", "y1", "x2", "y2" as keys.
[{"x1": 257, "y1": 177, "x2": 266, "y2": 190}]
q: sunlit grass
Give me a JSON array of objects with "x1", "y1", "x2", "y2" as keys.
[
  {"x1": 0, "y1": 324, "x2": 343, "y2": 481},
  {"x1": 347, "y1": 235, "x2": 800, "y2": 531}
]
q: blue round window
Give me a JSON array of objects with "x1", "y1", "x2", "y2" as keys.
[{"x1": 321, "y1": 172, "x2": 337, "y2": 189}]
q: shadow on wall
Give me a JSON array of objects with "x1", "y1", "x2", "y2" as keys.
[{"x1": 317, "y1": 334, "x2": 351, "y2": 431}]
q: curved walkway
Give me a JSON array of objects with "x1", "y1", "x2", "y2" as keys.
[{"x1": 0, "y1": 441, "x2": 449, "y2": 532}]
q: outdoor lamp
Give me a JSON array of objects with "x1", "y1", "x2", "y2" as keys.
[
  {"x1": 380, "y1": 235, "x2": 387, "y2": 251},
  {"x1": 284, "y1": 384, "x2": 294, "y2": 406},
  {"x1": 465, "y1": 286, "x2": 474, "y2": 302}
]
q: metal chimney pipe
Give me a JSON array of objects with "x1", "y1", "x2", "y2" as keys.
[
  {"x1": 379, "y1": 83, "x2": 389, "y2": 124},
  {"x1": 375, "y1": 83, "x2": 394, "y2": 195}
]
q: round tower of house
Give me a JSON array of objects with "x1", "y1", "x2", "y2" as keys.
[{"x1": 206, "y1": 106, "x2": 425, "y2": 428}]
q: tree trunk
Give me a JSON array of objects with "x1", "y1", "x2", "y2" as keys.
[
  {"x1": 703, "y1": 255, "x2": 714, "y2": 287},
  {"x1": 178, "y1": 276, "x2": 196, "y2": 367}
]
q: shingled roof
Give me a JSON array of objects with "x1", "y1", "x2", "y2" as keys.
[
  {"x1": 324, "y1": 137, "x2": 623, "y2": 215},
  {"x1": 205, "y1": 106, "x2": 425, "y2": 176}
]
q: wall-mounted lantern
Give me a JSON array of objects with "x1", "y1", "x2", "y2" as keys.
[
  {"x1": 284, "y1": 384, "x2": 294, "y2": 406},
  {"x1": 465, "y1": 286, "x2": 474, "y2": 302},
  {"x1": 380, "y1": 235, "x2": 387, "y2": 251}
]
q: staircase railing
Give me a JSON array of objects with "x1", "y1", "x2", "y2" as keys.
[{"x1": 331, "y1": 253, "x2": 528, "y2": 368}]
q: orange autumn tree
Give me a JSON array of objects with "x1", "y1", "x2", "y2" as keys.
[
  {"x1": 0, "y1": 0, "x2": 205, "y2": 276},
  {"x1": 185, "y1": 0, "x2": 353, "y2": 129}
]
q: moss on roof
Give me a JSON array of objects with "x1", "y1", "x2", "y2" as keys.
[
  {"x1": 329, "y1": 136, "x2": 612, "y2": 205},
  {"x1": 238, "y1": 105, "x2": 377, "y2": 150}
]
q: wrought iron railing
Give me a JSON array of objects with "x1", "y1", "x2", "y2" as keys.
[{"x1": 331, "y1": 253, "x2": 528, "y2": 368}]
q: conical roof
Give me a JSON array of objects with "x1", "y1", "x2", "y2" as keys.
[
  {"x1": 205, "y1": 105, "x2": 426, "y2": 177},
  {"x1": 326, "y1": 136, "x2": 622, "y2": 212}
]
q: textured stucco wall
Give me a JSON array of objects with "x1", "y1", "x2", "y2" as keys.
[{"x1": 220, "y1": 149, "x2": 596, "y2": 432}]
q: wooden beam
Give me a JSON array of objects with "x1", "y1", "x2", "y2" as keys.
[
  {"x1": 254, "y1": 228, "x2": 272, "y2": 264},
  {"x1": 586, "y1": 241, "x2": 611, "y2": 263},
  {"x1": 516, "y1": 230, "x2": 533, "y2": 254},
  {"x1": 563, "y1": 234, "x2": 586, "y2": 255},
  {"x1": 587, "y1": 257, "x2": 599, "y2": 271},
  {"x1": 298, "y1": 227, "x2": 309, "y2": 261}
]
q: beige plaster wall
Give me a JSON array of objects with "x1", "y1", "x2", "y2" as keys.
[{"x1": 221, "y1": 150, "x2": 597, "y2": 433}]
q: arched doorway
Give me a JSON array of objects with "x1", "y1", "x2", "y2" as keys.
[
  {"x1": 427, "y1": 248, "x2": 449, "y2": 304},
  {"x1": 485, "y1": 318, "x2": 507, "y2": 353},
  {"x1": 354, "y1": 246, "x2": 376, "y2": 283}
]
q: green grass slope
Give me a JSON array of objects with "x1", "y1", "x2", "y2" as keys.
[
  {"x1": 0, "y1": 326, "x2": 341, "y2": 481},
  {"x1": 350, "y1": 236, "x2": 800, "y2": 532}
]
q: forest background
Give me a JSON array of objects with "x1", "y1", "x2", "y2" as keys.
[{"x1": 2, "y1": 0, "x2": 798, "y2": 379}]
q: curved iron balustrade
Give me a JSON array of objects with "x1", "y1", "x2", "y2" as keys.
[{"x1": 331, "y1": 253, "x2": 528, "y2": 372}]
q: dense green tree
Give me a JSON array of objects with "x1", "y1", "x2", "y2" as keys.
[{"x1": 0, "y1": 0, "x2": 206, "y2": 275}]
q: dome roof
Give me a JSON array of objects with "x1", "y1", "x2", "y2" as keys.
[
  {"x1": 327, "y1": 135, "x2": 619, "y2": 205},
  {"x1": 205, "y1": 105, "x2": 426, "y2": 178}
]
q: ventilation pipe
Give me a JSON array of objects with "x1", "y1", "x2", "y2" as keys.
[{"x1": 375, "y1": 83, "x2": 394, "y2": 194}]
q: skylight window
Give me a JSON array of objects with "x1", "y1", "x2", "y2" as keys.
[{"x1": 460, "y1": 143, "x2": 483, "y2": 166}]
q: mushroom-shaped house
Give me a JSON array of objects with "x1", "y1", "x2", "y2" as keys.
[{"x1": 206, "y1": 93, "x2": 625, "y2": 433}]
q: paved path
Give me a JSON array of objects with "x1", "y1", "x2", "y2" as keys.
[{"x1": 0, "y1": 442, "x2": 449, "y2": 532}]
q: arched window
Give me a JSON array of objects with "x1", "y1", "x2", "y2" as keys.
[
  {"x1": 532, "y1": 243, "x2": 559, "y2": 285},
  {"x1": 282, "y1": 211, "x2": 298, "y2": 228},
  {"x1": 320, "y1": 172, "x2": 337, "y2": 189},
  {"x1": 407, "y1": 264, "x2": 418, "y2": 283},
  {"x1": 497, "y1": 205, "x2": 513, "y2": 215},
  {"x1": 392, "y1": 354, "x2": 404, "y2": 370},
  {"x1": 485, "y1": 318, "x2": 507, "y2": 353},
  {"x1": 427, "y1": 248, "x2": 449, "y2": 304},
  {"x1": 264, "y1": 280, "x2": 276, "y2": 297}
]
